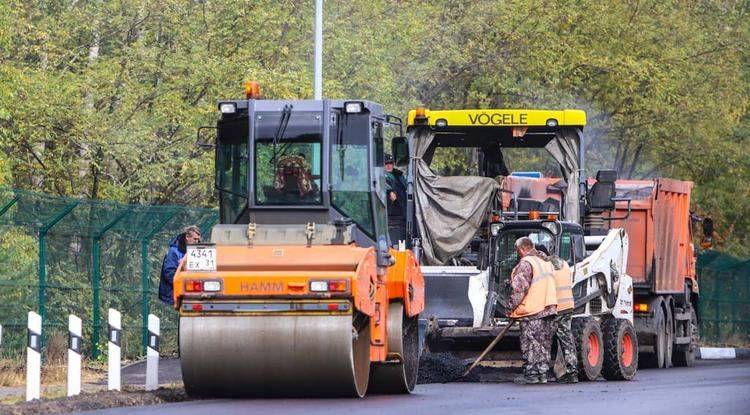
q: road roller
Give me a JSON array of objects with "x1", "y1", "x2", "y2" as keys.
[{"x1": 173, "y1": 85, "x2": 425, "y2": 397}]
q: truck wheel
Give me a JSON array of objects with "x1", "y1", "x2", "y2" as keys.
[
  {"x1": 602, "y1": 319, "x2": 638, "y2": 380},
  {"x1": 673, "y1": 306, "x2": 698, "y2": 367},
  {"x1": 664, "y1": 303, "x2": 674, "y2": 368},
  {"x1": 572, "y1": 317, "x2": 603, "y2": 381},
  {"x1": 639, "y1": 305, "x2": 666, "y2": 368}
]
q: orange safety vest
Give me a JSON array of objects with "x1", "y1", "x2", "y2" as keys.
[
  {"x1": 510, "y1": 255, "x2": 558, "y2": 318},
  {"x1": 554, "y1": 261, "x2": 575, "y2": 312}
]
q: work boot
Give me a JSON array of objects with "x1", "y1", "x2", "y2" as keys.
[
  {"x1": 556, "y1": 373, "x2": 579, "y2": 384},
  {"x1": 513, "y1": 374, "x2": 547, "y2": 385}
]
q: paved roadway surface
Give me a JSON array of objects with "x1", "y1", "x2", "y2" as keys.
[{"x1": 85, "y1": 359, "x2": 750, "y2": 415}]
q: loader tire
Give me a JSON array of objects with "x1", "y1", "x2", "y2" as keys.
[
  {"x1": 602, "y1": 318, "x2": 638, "y2": 380},
  {"x1": 368, "y1": 302, "x2": 420, "y2": 394},
  {"x1": 572, "y1": 317, "x2": 603, "y2": 381},
  {"x1": 673, "y1": 306, "x2": 698, "y2": 367}
]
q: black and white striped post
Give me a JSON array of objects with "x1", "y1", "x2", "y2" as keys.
[
  {"x1": 107, "y1": 308, "x2": 121, "y2": 391},
  {"x1": 67, "y1": 315, "x2": 82, "y2": 396},
  {"x1": 26, "y1": 311, "x2": 42, "y2": 401},
  {"x1": 145, "y1": 314, "x2": 160, "y2": 391}
]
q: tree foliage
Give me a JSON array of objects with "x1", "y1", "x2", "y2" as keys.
[{"x1": 0, "y1": 0, "x2": 748, "y2": 253}]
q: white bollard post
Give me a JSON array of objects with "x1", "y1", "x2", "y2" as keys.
[
  {"x1": 67, "y1": 315, "x2": 82, "y2": 397},
  {"x1": 107, "y1": 308, "x2": 121, "y2": 391},
  {"x1": 0, "y1": 323, "x2": 3, "y2": 347},
  {"x1": 26, "y1": 311, "x2": 42, "y2": 401},
  {"x1": 145, "y1": 314, "x2": 160, "y2": 391}
]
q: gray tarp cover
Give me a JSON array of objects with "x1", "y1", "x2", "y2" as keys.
[
  {"x1": 411, "y1": 127, "x2": 581, "y2": 266},
  {"x1": 544, "y1": 128, "x2": 581, "y2": 222},
  {"x1": 411, "y1": 128, "x2": 500, "y2": 265}
]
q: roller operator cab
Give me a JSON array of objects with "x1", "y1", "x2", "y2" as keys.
[{"x1": 173, "y1": 93, "x2": 425, "y2": 398}]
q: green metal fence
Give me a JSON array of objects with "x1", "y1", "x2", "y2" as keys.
[
  {"x1": 0, "y1": 188, "x2": 218, "y2": 358},
  {"x1": 697, "y1": 250, "x2": 750, "y2": 346}
]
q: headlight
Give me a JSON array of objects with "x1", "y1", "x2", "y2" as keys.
[
  {"x1": 309, "y1": 281, "x2": 329, "y2": 292},
  {"x1": 546, "y1": 118, "x2": 558, "y2": 127},
  {"x1": 219, "y1": 103, "x2": 236, "y2": 114},
  {"x1": 202, "y1": 281, "x2": 222, "y2": 292},
  {"x1": 541, "y1": 221, "x2": 559, "y2": 235},
  {"x1": 344, "y1": 102, "x2": 363, "y2": 113},
  {"x1": 490, "y1": 222, "x2": 504, "y2": 237},
  {"x1": 309, "y1": 280, "x2": 348, "y2": 292}
]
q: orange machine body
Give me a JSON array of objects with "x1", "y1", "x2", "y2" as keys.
[
  {"x1": 173, "y1": 244, "x2": 424, "y2": 363},
  {"x1": 592, "y1": 178, "x2": 697, "y2": 295}
]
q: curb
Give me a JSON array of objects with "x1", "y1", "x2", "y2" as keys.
[{"x1": 697, "y1": 347, "x2": 750, "y2": 360}]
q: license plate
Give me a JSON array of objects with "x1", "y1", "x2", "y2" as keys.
[{"x1": 186, "y1": 244, "x2": 217, "y2": 272}]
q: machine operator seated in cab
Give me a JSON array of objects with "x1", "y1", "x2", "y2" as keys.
[
  {"x1": 256, "y1": 144, "x2": 323, "y2": 205},
  {"x1": 272, "y1": 153, "x2": 318, "y2": 199}
]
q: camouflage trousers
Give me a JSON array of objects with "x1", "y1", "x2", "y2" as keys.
[
  {"x1": 519, "y1": 316, "x2": 555, "y2": 377},
  {"x1": 552, "y1": 313, "x2": 578, "y2": 377}
]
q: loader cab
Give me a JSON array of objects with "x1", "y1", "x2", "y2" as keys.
[
  {"x1": 491, "y1": 220, "x2": 585, "y2": 274},
  {"x1": 490, "y1": 220, "x2": 585, "y2": 315},
  {"x1": 213, "y1": 97, "x2": 392, "y2": 247}
]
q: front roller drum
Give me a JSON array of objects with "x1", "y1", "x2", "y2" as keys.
[
  {"x1": 180, "y1": 313, "x2": 371, "y2": 397},
  {"x1": 368, "y1": 302, "x2": 420, "y2": 394}
]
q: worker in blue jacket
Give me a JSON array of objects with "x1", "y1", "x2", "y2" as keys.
[{"x1": 159, "y1": 226, "x2": 201, "y2": 305}]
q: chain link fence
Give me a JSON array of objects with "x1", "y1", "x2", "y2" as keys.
[
  {"x1": 0, "y1": 188, "x2": 218, "y2": 359},
  {"x1": 697, "y1": 250, "x2": 750, "y2": 347}
]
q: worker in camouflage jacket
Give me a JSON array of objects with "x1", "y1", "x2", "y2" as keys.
[
  {"x1": 549, "y1": 255, "x2": 579, "y2": 383},
  {"x1": 507, "y1": 237, "x2": 558, "y2": 384}
]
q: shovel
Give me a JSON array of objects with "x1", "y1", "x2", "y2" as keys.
[{"x1": 459, "y1": 319, "x2": 517, "y2": 379}]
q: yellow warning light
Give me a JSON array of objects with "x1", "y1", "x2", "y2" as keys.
[
  {"x1": 414, "y1": 106, "x2": 428, "y2": 124},
  {"x1": 244, "y1": 81, "x2": 261, "y2": 99}
]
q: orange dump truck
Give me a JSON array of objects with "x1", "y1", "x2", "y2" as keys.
[
  {"x1": 590, "y1": 177, "x2": 698, "y2": 367},
  {"x1": 173, "y1": 95, "x2": 424, "y2": 397}
]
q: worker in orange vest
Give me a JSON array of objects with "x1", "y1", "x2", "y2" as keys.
[
  {"x1": 549, "y1": 256, "x2": 579, "y2": 383},
  {"x1": 508, "y1": 237, "x2": 558, "y2": 384}
]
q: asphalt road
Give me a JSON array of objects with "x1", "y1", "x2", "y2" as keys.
[{"x1": 83, "y1": 360, "x2": 750, "y2": 415}]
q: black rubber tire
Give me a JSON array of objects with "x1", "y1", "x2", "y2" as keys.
[
  {"x1": 368, "y1": 303, "x2": 420, "y2": 394},
  {"x1": 602, "y1": 319, "x2": 638, "y2": 380},
  {"x1": 673, "y1": 306, "x2": 698, "y2": 367},
  {"x1": 639, "y1": 305, "x2": 666, "y2": 368},
  {"x1": 664, "y1": 303, "x2": 674, "y2": 368},
  {"x1": 572, "y1": 317, "x2": 603, "y2": 381}
]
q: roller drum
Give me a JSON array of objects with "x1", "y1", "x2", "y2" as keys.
[{"x1": 180, "y1": 314, "x2": 371, "y2": 397}]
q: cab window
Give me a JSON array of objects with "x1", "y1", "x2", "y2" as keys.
[
  {"x1": 331, "y1": 111, "x2": 375, "y2": 237},
  {"x1": 495, "y1": 228, "x2": 555, "y2": 279},
  {"x1": 560, "y1": 230, "x2": 585, "y2": 265},
  {"x1": 560, "y1": 233, "x2": 573, "y2": 264},
  {"x1": 253, "y1": 112, "x2": 323, "y2": 206},
  {"x1": 216, "y1": 115, "x2": 248, "y2": 223}
]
